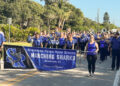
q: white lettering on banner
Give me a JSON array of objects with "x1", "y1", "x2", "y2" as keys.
[
  {"x1": 27, "y1": 49, "x2": 44, "y2": 53},
  {"x1": 55, "y1": 51, "x2": 63, "y2": 54},
  {"x1": 44, "y1": 50, "x2": 49, "y2": 53},
  {"x1": 31, "y1": 53, "x2": 55, "y2": 60},
  {"x1": 64, "y1": 51, "x2": 76, "y2": 55},
  {"x1": 31, "y1": 53, "x2": 75, "y2": 61},
  {"x1": 57, "y1": 55, "x2": 75, "y2": 61},
  {"x1": 31, "y1": 53, "x2": 34, "y2": 58},
  {"x1": 37, "y1": 53, "x2": 40, "y2": 58},
  {"x1": 49, "y1": 51, "x2": 54, "y2": 53}
]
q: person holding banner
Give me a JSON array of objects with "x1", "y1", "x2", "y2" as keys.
[
  {"x1": 32, "y1": 33, "x2": 43, "y2": 48},
  {"x1": 84, "y1": 34, "x2": 99, "y2": 77}
]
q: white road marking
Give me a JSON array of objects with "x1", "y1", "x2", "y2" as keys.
[{"x1": 113, "y1": 69, "x2": 120, "y2": 86}]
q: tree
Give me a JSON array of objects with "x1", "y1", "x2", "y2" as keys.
[
  {"x1": 103, "y1": 12, "x2": 110, "y2": 24},
  {"x1": 103, "y1": 12, "x2": 110, "y2": 30},
  {"x1": 0, "y1": 0, "x2": 117, "y2": 32},
  {"x1": 43, "y1": 8, "x2": 56, "y2": 29},
  {"x1": 40, "y1": 0, "x2": 68, "y2": 6}
]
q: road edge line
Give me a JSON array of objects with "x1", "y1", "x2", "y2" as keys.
[{"x1": 113, "y1": 69, "x2": 120, "y2": 86}]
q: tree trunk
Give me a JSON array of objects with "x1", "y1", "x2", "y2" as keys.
[
  {"x1": 47, "y1": 19, "x2": 51, "y2": 30},
  {"x1": 58, "y1": 18, "x2": 62, "y2": 28},
  {"x1": 61, "y1": 19, "x2": 65, "y2": 30},
  {"x1": 27, "y1": 18, "x2": 31, "y2": 28}
]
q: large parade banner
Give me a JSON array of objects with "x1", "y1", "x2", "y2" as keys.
[
  {"x1": 24, "y1": 47, "x2": 76, "y2": 71},
  {"x1": 4, "y1": 45, "x2": 76, "y2": 71}
]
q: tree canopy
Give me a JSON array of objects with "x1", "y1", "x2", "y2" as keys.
[{"x1": 0, "y1": 0, "x2": 117, "y2": 31}]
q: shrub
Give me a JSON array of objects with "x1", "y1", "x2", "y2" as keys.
[{"x1": 0, "y1": 24, "x2": 40, "y2": 42}]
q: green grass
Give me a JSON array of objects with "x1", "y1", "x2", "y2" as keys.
[{"x1": 4, "y1": 42, "x2": 32, "y2": 46}]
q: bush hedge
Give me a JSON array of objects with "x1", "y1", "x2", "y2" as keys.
[{"x1": 0, "y1": 24, "x2": 40, "y2": 42}]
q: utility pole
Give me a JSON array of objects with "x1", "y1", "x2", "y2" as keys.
[{"x1": 96, "y1": 8, "x2": 100, "y2": 32}]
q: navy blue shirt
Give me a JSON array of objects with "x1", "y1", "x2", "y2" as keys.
[
  {"x1": 111, "y1": 37, "x2": 120, "y2": 50},
  {"x1": 99, "y1": 40, "x2": 107, "y2": 48}
]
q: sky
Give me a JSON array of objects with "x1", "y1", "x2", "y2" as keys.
[{"x1": 34, "y1": 0, "x2": 120, "y2": 27}]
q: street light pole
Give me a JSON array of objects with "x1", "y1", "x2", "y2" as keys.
[
  {"x1": 9, "y1": 24, "x2": 10, "y2": 43},
  {"x1": 7, "y1": 18, "x2": 12, "y2": 43}
]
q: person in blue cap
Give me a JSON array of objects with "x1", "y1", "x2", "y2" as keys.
[
  {"x1": 110, "y1": 32, "x2": 120, "y2": 71},
  {"x1": 32, "y1": 33, "x2": 43, "y2": 48},
  {"x1": 84, "y1": 34, "x2": 99, "y2": 77}
]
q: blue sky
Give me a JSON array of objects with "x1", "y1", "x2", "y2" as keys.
[{"x1": 34, "y1": 0, "x2": 120, "y2": 27}]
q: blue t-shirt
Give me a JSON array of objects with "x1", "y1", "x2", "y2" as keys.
[
  {"x1": 66, "y1": 40, "x2": 74, "y2": 48},
  {"x1": 0, "y1": 34, "x2": 5, "y2": 46},
  {"x1": 33, "y1": 37, "x2": 43, "y2": 47},
  {"x1": 59, "y1": 38, "x2": 65, "y2": 46},
  {"x1": 73, "y1": 37, "x2": 78, "y2": 44},
  {"x1": 47, "y1": 37, "x2": 51, "y2": 45},
  {"x1": 43, "y1": 36, "x2": 49, "y2": 43},
  {"x1": 55, "y1": 32, "x2": 61, "y2": 37}
]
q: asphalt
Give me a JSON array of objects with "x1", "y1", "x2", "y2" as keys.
[{"x1": 0, "y1": 55, "x2": 117, "y2": 86}]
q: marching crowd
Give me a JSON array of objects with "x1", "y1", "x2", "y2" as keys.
[
  {"x1": 0, "y1": 27, "x2": 120, "y2": 77},
  {"x1": 28, "y1": 28, "x2": 120, "y2": 76}
]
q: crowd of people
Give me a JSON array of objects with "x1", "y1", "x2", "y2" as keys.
[
  {"x1": 27, "y1": 28, "x2": 120, "y2": 76},
  {"x1": 0, "y1": 27, "x2": 120, "y2": 77}
]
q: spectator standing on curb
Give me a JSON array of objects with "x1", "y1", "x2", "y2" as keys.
[{"x1": 0, "y1": 30, "x2": 6, "y2": 58}]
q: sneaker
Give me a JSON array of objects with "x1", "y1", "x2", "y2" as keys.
[
  {"x1": 86, "y1": 74, "x2": 92, "y2": 77},
  {"x1": 91, "y1": 73, "x2": 95, "y2": 77}
]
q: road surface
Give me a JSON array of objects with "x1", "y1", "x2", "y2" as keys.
[{"x1": 0, "y1": 56, "x2": 117, "y2": 86}]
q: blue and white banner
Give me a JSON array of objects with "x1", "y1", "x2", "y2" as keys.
[{"x1": 24, "y1": 47, "x2": 76, "y2": 71}]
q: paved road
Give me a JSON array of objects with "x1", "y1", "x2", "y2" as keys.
[{"x1": 0, "y1": 56, "x2": 117, "y2": 86}]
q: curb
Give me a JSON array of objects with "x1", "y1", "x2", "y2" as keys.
[{"x1": 113, "y1": 69, "x2": 120, "y2": 86}]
